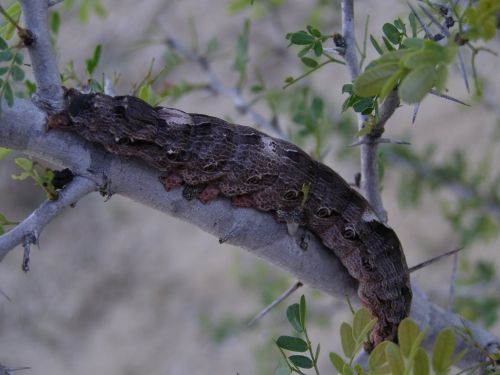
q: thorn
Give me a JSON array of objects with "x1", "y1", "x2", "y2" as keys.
[
  {"x1": 409, "y1": 247, "x2": 463, "y2": 273},
  {"x1": 21, "y1": 232, "x2": 37, "y2": 273},
  {"x1": 0, "y1": 288, "x2": 11, "y2": 302},
  {"x1": 348, "y1": 138, "x2": 411, "y2": 147},
  {"x1": 448, "y1": 250, "x2": 459, "y2": 312},
  {"x1": 429, "y1": 89, "x2": 470, "y2": 106},
  {"x1": 456, "y1": 50, "x2": 470, "y2": 93},
  {"x1": 219, "y1": 226, "x2": 241, "y2": 244},
  {"x1": 246, "y1": 281, "x2": 303, "y2": 327},
  {"x1": 411, "y1": 103, "x2": 420, "y2": 124},
  {"x1": 418, "y1": 4, "x2": 450, "y2": 37},
  {"x1": 407, "y1": 2, "x2": 433, "y2": 38}
]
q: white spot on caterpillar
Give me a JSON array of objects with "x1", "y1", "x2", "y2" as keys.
[
  {"x1": 157, "y1": 107, "x2": 194, "y2": 125},
  {"x1": 261, "y1": 137, "x2": 277, "y2": 154},
  {"x1": 362, "y1": 209, "x2": 380, "y2": 223}
]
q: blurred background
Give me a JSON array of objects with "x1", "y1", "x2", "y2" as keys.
[{"x1": 0, "y1": 0, "x2": 499, "y2": 373}]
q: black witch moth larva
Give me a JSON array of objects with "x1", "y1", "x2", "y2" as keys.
[{"x1": 48, "y1": 90, "x2": 412, "y2": 348}]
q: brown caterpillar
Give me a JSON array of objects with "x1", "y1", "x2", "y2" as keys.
[{"x1": 48, "y1": 91, "x2": 412, "y2": 348}]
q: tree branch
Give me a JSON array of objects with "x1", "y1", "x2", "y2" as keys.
[
  {"x1": 341, "y1": 0, "x2": 390, "y2": 222},
  {"x1": 19, "y1": 0, "x2": 63, "y2": 112},
  {"x1": 0, "y1": 98, "x2": 497, "y2": 368},
  {"x1": 164, "y1": 36, "x2": 282, "y2": 137},
  {"x1": 0, "y1": 176, "x2": 96, "y2": 261}
]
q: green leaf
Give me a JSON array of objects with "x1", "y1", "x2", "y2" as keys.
[
  {"x1": 11, "y1": 65, "x2": 24, "y2": 81},
  {"x1": 311, "y1": 97, "x2": 323, "y2": 119},
  {"x1": 401, "y1": 50, "x2": 443, "y2": 69},
  {"x1": 306, "y1": 25, "x2": 321, "y2": 38},
  {"x1": 368, "y1": 341, "x2": 389, "y2": 371},
  {"x1": 3, "y1": 81, "x2": 13, "y2": 107},
  {"x1": 379, "y1": 67, "x2": 405, "y2": 101},
  {"x1": 413, "y1": 347, "x2": 430, "y2": 375},
  {"x1": 286, "y1": 303, "x2": 302, "y2": 332},
  {"x1": 313, "y1": 41, "x2": 323, "y2": 57},
  {"x1": 0, "y1": 67, "x2": 7, "y2": 76},
  {"x1": 0, "y1": 50, "x2": 13, "y2": 61},
  {"x1": 385, "y1": 342, "x2": 405, "y2": 374},
  {"x1": 354, "y1": 62, "x2": 399, "y2": 97},
  {"x1": 0, "y1": 37, "x2": 7, "y2": 50},
  {"x1": 299, "y1": 295, "x2": 306, "y2": 329},
  {"x1": 0, "y1": 2, "x2": 21, "y2": 40},
  {"x1": 288, "y1": 31, "x2": 315, "y2": 45},
  {"x1": 382, "y1": 36, "x2": 395, "y2": 51},
  {"x1": 342, "y1": 84, "x2": 353, "y2": 94},
  {"x1": 233, "y1": 19, "x2": 250, "y2": 75},
  {"x1": 274, "y1": 364, "x2": 291, "y2": 375},
  {"x1": 288, "y1": 355, "x2": 313, "y2": 369},
  {"x1": 14, "y1": 52, "x2": 23, "y2": 64},
  {"x1": 370, "y1": 35, "x2": 383, "y2": 55},
  {"x1": 398, "y1": 64, "x2": 436, "y2": 104},
  {"x1": 432, "y1": 328, "x2": 456, "y2": 373},
  {"x1": 342, "y1": 364, "x2": 353, "y2": 375},
  {"x1": 434, "y1": 64, "x2": 448, "y2": 93},
  {"x1": 340, "y1": 322, "x2": 355, "y2": 358},
  {"x1": 24, "y1": 80, "x2": 36, "y2": 96},
  {"x1": 14, "y1": 157, "x2": 33, "y2": 172},
  {"x1": 352, "y1": 97, "x2": 375, "y2": 115},
  {"x1": 301, "y1": 57, "x2": 318, "y2": 68},
  {"x1": 298, "y1": 45, "x2": 312, "y2": 58},
  {"x1": 409, "y1": 13, "x2": 417, "y2": 37},
  {"x1": 85, "y1": 44, "x2": 102, "y2": 75},
  {"x1": 276, "y1": 336, "x2": 308, "y2": 352},
  {"x1": 398, "y1": 318, "x2": 420, "y2": 357},
  {"x1": 50, "y1": 11, "x2": 61, "y2": 34},
  {"x1": 0, "y1": 147, "x2": 11, "y2": 160},
  {"x1": 11, "y1": 171, "x2": 30, "y2": 180},
  {"x1": 329, "y1": 352, "x2": 346, "y2": 373},
  {"x1": 382, "y1": 23, "x2": 401, "y2": 44},
  {"x1": 402, "y1": 38, "x2": 424, "y2": 49}
]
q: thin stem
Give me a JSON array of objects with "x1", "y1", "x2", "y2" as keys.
[{"x1": 302, "y1": 326, "x2": 321, "y2": 375}]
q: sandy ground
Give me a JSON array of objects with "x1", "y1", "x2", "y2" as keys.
[{"x1": 0, "y1": 1, "x2": 499, "y2": 374}]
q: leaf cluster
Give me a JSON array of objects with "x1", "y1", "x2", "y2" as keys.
[
  {"x1": 11, "y1": 158, "x2": 58, "y2": 200},
  {"x1": 353, "y1": 21, "x2": 457, "y2": 105}
]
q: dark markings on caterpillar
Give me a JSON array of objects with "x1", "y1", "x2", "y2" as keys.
[{"x1": 48, "y1": 90, "x2": 412, "y2": 350}]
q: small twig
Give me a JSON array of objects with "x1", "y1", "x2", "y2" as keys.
[
  {"x1": 418, "y1": 4, "x2": 450, "y2": 37},
  {"x1": 164, "y1": 36, "x2": 282, "y2": 137},
  {"x1": 246, "y1": 281, "x2": 303, "y2": 327},
  {"x1": 411, "y1": 103, "x2": 420, "y2": 124},
  {"x1": 348, "y1": 138, "x2": 411, "y2": 147},
  {"x1": 448, "y1": 251, "x2": 459, "y2": 313},
  {"x1": 0, "y1": 364, "x2": 31, "y2": 375},
  {"x1": 409, "y1": 247, "x2": 462, "y2": 273},
  {"x1": 19, "y1": 0, "x2": 63, "y2": 112},
  {"x1": 47, "y1": 0, "x2": 64, "y2": 7},
  {"x1": 428, "y1": 89, "x2": 470, "y2": 106},
  {"x1": 407, "y1": 2, "x2": 433, "y2": 38},
  {"x1": 0, "y1": 176, "x2": 96, "y2": 261}
]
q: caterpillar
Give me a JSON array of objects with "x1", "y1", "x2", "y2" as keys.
[{"x1": 48, "y1": 90, "x2": 412, "y2": 348}]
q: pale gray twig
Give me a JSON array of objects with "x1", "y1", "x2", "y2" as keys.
[
  {"x1": 448, "y1": 252, "x2": 459, "y2": 313},
  {"x1": 164, "y1": 36, "x2": 282, "y2": 137},
  {"x1": 341, "y1": 0, "x2": 388, "y2": 222},
  {"x1": 429, "y1": 89, "x2": 470, "y2": 106},
  {"x1": 0, "y1": 176, "x2": 97, "y2": 261},
  {"x1": 247, "y1": 281, "x2": 303, "y2": 327},
  {"x1": 19, "y1": 0, "x2": 63, "y2": 112}
]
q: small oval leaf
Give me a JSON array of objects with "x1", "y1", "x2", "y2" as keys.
[
  {"x1": 432, "y1": 328, "x2": 456, "y2": 373},
  {"x1": 368, "y1": 341, "x2": 389, "y2": 371},
  {"x1": 414, "y1": 347, "x2": 430, "y2": 375},
  {"x1": 301, "y1": 57, "x2": 318, "y2": 68},
  {"x1": 354, "y1": 62, "x2": 400, "y2": 97},
  {"x1": 385, "y1": 342, "x2": 405, "y2": 375},
  {"x1": 288, "y1": 355, "x2": 313, "y2": 369},
  {"x1": 286, "y1": 304, "x2": 302, "y2": 333},
  {"x1": 398, "y1": 64, "x2": 436, "y2": 104},
  {"x1": 398, "y1": 318, "x2": 420, "y2": 358},
  {"x1": 340, "y1": 322, "x2": 355, "y2": 358},
  {"x1": 329, "y1": 352, "x2": 346, "y2": 373},
  {"x1": 276, "y1": 336, "x2": 308, "y2": 352}
]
